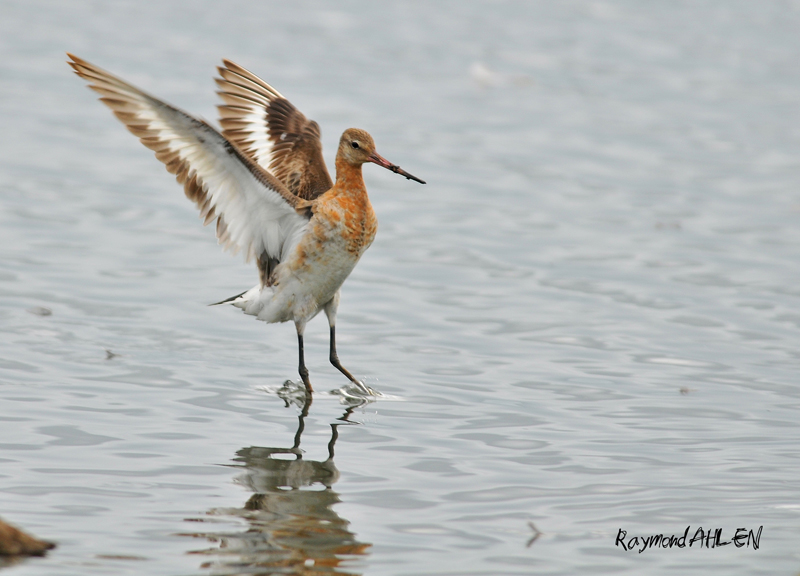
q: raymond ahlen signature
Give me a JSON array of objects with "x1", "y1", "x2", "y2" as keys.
[{"x1": 616, "y1": 526, "x2": 762, "y2": 553}]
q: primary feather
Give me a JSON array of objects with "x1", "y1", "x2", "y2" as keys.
[
  {"x1": 216, "y1": 59, "x2": 333, "y2": 201},
  {"x1": 67, "y1": 53, "x2": 309, "y2": 269}
]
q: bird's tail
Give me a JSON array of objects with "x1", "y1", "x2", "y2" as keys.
[{"x1": 208, "y1": 290, "x2": 248, "y2": 306}]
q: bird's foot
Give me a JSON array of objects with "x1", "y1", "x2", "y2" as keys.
[
  {"x1": 330, "y1": 379, "x2": 382, "y2": 405},
  {"x1": 274, "y1": 379, "x2": 312, "y2": 408},
  {"x1": 350, "y1": 379, "x2": 373, "y2": 395}
]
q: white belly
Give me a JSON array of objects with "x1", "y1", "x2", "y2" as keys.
[{"x1": 233, "y1": 221, "x2": 364, "y2": 325}]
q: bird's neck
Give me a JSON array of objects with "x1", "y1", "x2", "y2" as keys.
[{"x1": 334, "y1": 158, "x2": 366, "y2": 192}]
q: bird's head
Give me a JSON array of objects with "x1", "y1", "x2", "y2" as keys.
[{"x1": 338, "y1": 128, "x2": 425, "y2": 184}]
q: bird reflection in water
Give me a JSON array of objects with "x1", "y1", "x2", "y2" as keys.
[{"x1": 183, "y1": 394, "x2": 371, "y2": 575}]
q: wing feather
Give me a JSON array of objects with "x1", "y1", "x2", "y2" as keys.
[
  {"x1": 67, "y1": 54, "x2": 309, "y2": 267},
  {"x1": 215, "y1": 60, "x2": 333, "y2": 200}
]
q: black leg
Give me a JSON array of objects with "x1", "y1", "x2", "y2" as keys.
[
  {"x1": 329, "y1": 326, "x2": 357, "y2": 381},
  {"x1": 329, "y1": 326, "x2": 369, "y2": 393},
  {"x1": 297, "y1": 332, "x2": 313, "y2": 394}
]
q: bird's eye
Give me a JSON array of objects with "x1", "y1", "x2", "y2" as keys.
[{"x1": 351, "y1": 141, "x2": 360, "y2": 149}]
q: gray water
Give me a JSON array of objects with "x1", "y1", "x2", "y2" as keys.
[{"x1": 2, "y1": 1, "x2": 800, "y2": 574}]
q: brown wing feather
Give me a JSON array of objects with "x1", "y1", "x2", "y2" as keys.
[
  {"x1": 67, "y1": 53, "x2": 309, "y2": 275},
  {"x1": 216, "y1": 60, "x2": 333, "y2": 200}
]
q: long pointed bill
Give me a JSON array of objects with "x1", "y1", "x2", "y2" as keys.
[{"x1": 369, "y1": 152, "x2": 426, "y2": 184}]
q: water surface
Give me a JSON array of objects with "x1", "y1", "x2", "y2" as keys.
[{"x1": 2, "y1": 1, "x2": 800, "y2": 574}]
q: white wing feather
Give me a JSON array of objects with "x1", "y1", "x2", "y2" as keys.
[
  {"x1": 67, "y1": 53, "x2": 307, "y2": 264},
  {"x1": 215, "y1": 59, "x2": 333, "y2": 201},
  {"x1": 215, "y1": 61, "x2": 284, "y2": 171}
]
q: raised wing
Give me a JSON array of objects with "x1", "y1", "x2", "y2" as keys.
[
  {"x1": 215, "y1": 60, "x2": 333, "y2": 200},
  {"x1": 67, "y1": 54, "x2": 309, "y2": 278}
]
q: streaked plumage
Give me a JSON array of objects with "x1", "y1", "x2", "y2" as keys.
[{"x1": 67, "y1": 54, "x2": 424, "y2": 394}]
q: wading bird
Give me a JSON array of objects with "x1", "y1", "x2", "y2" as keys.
[{"x1": 67, "y1": 54, "x2": 424, "y2": 394}]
